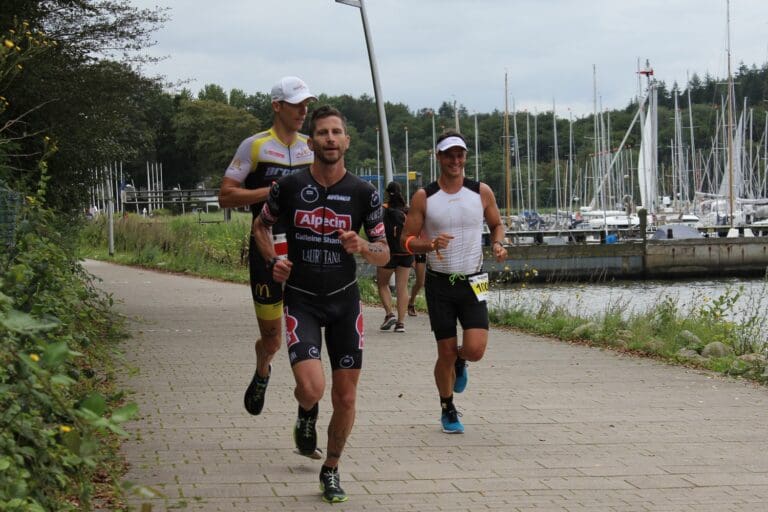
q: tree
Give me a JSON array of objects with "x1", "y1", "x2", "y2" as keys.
[
  {"x1": 172, "y1": 99, "x2": 260, "y2": 185},
  {"x1": 1, "y1": 0, "x2": 167, "y2": 211},
  {"x1": 229, "y1": 88, "x2": 248, "y2": 109},
  {"x1": 198, "y1": 83, "x2": 227, "y2": 104}
]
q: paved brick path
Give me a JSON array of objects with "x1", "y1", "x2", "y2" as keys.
[{"x1": 85, "y1": 260, "x2": 768, "y2": 511}]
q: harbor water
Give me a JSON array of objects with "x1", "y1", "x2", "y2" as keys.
[{"x1": 488, "y1": 275, "x2": 768, "y2": 326}]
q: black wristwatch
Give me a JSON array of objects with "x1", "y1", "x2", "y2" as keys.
[{"x1": 265, "y1": 257, "x2": 279, "y2": 271}]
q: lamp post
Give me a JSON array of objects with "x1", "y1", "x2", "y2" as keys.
[
  {"x1": 404, "y1": 125, "x2": 410, "y2": 202},
  {"x1": 335, "y1": 0, "x2": 393, "y2": 185},
  {"x1": 375, "y1": 126, "x2": 381, "y2": 195},
  {"x1": 474, "y1": 112, "x2": 479, "y2": 180},
  {"x1": 429, "y1": 109, "x2": 437, "y2": 181}
]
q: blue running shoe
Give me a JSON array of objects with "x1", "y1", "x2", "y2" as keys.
[
  {"x1": 454, "y1": 358, "x2": 468, "y2": 393},
  {"x1": 441, "y1": 408, "x2": 464, "y2": 434}
]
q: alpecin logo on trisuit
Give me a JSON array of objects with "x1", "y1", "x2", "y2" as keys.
[{"x1": 295, "y1": 207, "x2": 352, "y2": 235}]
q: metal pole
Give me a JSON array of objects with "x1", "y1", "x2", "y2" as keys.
[
  {"x1": 405, "y1": 125, "x2": 410, "y2": 202},
  {"x1": 474, "y1": 113, "x2": 479, "y2": 181},
  {"x1": 335, "y1": 0, "x2": 393, "y2": 184},
  {"x1": 106, "y1": 164, "x2": 114, "y2": 256},
  {"x1": 154, "y1": 162, "x2": 160, "y2": 211},
  {"x1": 431, "y1": 111, "x2": 437, "y2": 182},
  {"x1": 376, "y1": 126, "x2": 381, "y2": 192},
  {"x1": 454, "y1": 99, "x2": 459, "y2": 132},
  {"x1": 146, "y1": 161, "x2": 152, "y2": 214}
]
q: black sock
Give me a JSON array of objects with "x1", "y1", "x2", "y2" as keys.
[
  {"x1": 298, "y1": 402, "x2": 318, "y2": 419},
  {"x1": 440, "y1": 395, "x2": 454, "y2": 411}
]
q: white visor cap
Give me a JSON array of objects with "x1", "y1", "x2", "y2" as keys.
[
  {"x1": 436, "y1": 136, "x2": 468, "y2": 153},
  {"x1": 271, "y1": 76, "x2": 317, "y2": 104}
]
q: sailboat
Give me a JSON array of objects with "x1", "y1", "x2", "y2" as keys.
[{"x1": 693, "y1": 0, "x2": 768, "y2": 232}]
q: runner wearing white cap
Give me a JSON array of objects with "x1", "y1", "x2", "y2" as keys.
[
  {"x1": 399, "y1": 129, "x2": 508, "y2": 434},
  {"x1": 218, "y1": 76, "x2": 317, "y2": 419}
]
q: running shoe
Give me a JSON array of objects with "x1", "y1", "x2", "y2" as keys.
[
  {"x1": 454, "y1": 357, "x2": 468, "y2": 393},
  {"x1": 380, "y1": 313, "x2": 396, "y2": 331},
  {"x1": 243, "y1": 364, "x2": 271, "y2": 415},
  {"x1": 294, "y1": 408, "x2": 318, "y2": 457},
  {"x1": 407, "y1": 303, "x2": 417, "y2": 317},
  {"x1": 319, "y1": 466, "x2": 348, "y2": 503},
  {"x1": 441, "y1": 408, "x2": 464, "y2": 434},
  {"x1": 394, "y1": 322, "x2": 405, "y2": 333}
]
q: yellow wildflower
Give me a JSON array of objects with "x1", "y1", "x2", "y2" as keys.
[
  {"x1": 59, "y1": 425, "x2": 72, "y2": 433},
  {"x1": 29, "y1": 353, "x2": 40, "y2": 362},
  {"x1": 3, "y1": 39, "x2": 14, "y2": 49}
]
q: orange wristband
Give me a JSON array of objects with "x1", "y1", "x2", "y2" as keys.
[{"x1": 404, "y1": 235, "x2": 417, "y2": 255}]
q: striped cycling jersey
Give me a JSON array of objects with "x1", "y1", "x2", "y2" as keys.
[{"x1": 223, "y1": 127, "x2": 314, "y2": 218}]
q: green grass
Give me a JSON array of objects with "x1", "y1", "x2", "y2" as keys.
[{"x1": 489, "y1": 283, "x2": 768, "y2": 383}]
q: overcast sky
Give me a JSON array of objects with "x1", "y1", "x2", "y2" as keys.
[{"x1": 132, "y1": 0, "x2": 768, "y2": 118}]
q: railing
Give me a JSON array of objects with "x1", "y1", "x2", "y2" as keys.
[{"x1": 120, "y1": 188, "x2": 221, "y2": 215}]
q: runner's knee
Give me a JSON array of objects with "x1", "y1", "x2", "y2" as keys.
[
  {"x1": 331, "y1": 386, "x2": 357, "y2": 411},
  {"x1": 294, "y1": 379, "x2": 324, "y2": 405},
  {"x1": 460, "y1": 345, "x2": 486, "y2": 362}
]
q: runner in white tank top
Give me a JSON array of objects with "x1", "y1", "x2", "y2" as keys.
[{"x1": 399, "y1": 130, "x2": 508, "y2": 435}]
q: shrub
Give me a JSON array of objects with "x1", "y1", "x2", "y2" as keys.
[{"x1": 1, "y1": 202, "x2": 136, "y2": 511}]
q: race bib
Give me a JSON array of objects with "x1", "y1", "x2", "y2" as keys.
[{"x1": 468, "y1": 273, "x2": 489, "y2": 302}]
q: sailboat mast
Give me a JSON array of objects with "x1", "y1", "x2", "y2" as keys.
[
  {"x1": 726, "y1": 0, "x2": 735, "y2": 226},
  {"x1": 512, "y1": 101, "x2": 522, "y2": 215},
  {"x1": 504, "y1": 72, "x2": 511, "y2": 224},
  {"x1": 553, "y1": 99, "x2": 560, "y2": 225},
  {"x1": 687, "y1": 74, "x2": 698, "y2": 209},
  {"x1": 568, "y1": 111, "x2": 574, "y2": 214}
]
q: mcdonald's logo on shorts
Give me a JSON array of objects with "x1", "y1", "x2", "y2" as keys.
[{"x1": 255, "y1": 283, "x2": 271, "y2": 299}]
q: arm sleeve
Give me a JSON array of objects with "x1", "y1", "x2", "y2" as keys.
[
  {"x1": 258, "y1": 180, "x2": 282, "y2": 227},
  {"x1": 363, "y1": 184, "x2": 386, "y2": 242}
]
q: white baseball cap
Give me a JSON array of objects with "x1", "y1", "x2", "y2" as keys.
[{"x1": 271, "y1": 76, "x2": 317, "y2": 104}]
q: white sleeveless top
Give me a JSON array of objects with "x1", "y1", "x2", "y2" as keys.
[{"x1": 423, "y1": 178, "x2": 484, "y2": 274}]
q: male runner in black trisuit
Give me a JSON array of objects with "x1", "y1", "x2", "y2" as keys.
[{"x1": 253, "y1": 105, "x2": 389, "y2": 503}]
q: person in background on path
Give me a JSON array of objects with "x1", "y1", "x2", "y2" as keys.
[
  {"x1": 407, "y1": 253, "x2": 426, "y2": 317},
  {"x1": 377, "y1": 181, "x2": 413, "y2": 333},
  {"x1": 218, "y1": 76, "x2": 316, "y2": 418},
  {"x1": 253, "y1": 105, "x2": 389, "y2": 503},
  {"x1": 400, "y1": 129, "x2": 508, "y2": 434}
]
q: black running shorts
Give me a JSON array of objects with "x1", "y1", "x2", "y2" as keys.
[
  {"x1": 382, "y1": 254, "x2": 414, "y2": 269},
  {"x1": 283, "y1": 285, "x2": 364, "y2": 370},
  {"x1": 425, "y1": 269, "x2": 489, "y2": 341}
]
